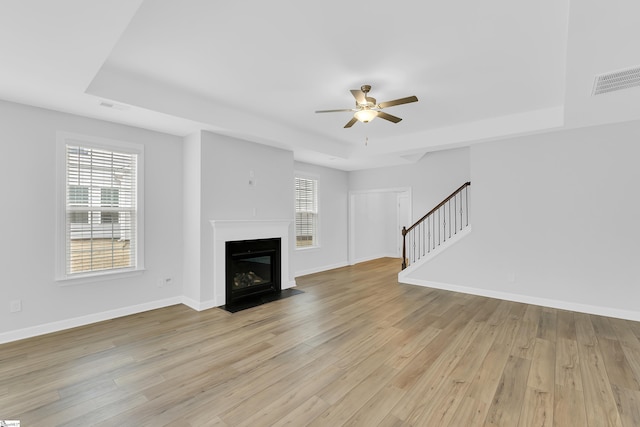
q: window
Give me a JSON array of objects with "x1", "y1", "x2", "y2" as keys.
[
  {"x1": 57, "y1": 133, "x2": 144, "y2": 280},
  {"x1": 295, "y1": 176, "x2": 318, "y2": 248},
  {"x1": 100, "y1": 188, "x2": 119, "y2": 224},
  {"x1": 68, "y1": 185, "x2": 88, "y2": 223}
]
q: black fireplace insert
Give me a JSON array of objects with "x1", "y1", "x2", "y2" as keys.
[{"x1": 225, "y1": 238, "x2": 281, "y2": 306}]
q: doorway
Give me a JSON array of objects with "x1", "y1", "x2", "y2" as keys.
[{"x1": 348, "y1": 187, "x2": 412, "y2": 265}]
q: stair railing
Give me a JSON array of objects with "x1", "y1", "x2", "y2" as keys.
[{"x1": 402, "y1": 182, "x2": 470, "y2": 269}]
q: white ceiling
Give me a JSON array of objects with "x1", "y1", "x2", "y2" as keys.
[{"x1": 2, "y1": 0, "x2": 640, "y2": 170}]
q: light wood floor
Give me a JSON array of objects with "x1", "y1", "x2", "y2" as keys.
[{"x1": 2, "y1": 258, "x2": 640, "y2": 426}]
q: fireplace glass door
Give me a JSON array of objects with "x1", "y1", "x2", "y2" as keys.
[{"x1": 225, "y1": 238, "x2": 281, "y2": 305}]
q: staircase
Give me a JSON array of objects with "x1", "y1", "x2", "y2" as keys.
[{"x1": 401, "y1": 182, "x2": 471, "y2": 270}]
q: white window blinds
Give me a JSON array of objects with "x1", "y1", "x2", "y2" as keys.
[
  {"x1": 295, "y1": 177, "x2": 318, "y2": 247},
  {"x1": 65, "y1": 145, "x2": 137, "y2": 275}
]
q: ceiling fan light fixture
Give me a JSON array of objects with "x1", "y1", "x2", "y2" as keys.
[
  {"x1": 354, "y1": 109, "x2": 378, "y2": 123},
  {"x1": 315, "y1": 84, "x2": 418, "y2": 128}
]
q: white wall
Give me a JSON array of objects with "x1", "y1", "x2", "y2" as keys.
[
  {"x1": 181, "y1": 131, "x2": 295, "y2": 306},
  {"x1": 182, "y1": 132, "x2": 202, "y2": 303},
  {"x1": 406, "y1": 120, "x2": 640, "y2": 319},
  {"x1": 0, "y1": 100, "x2": 184, "y2": 341},
  {"x1": 293, "y1": 161, "x2": 349, "y2": 276},
  {"x1": 347, "y1": 147, "x2": 470, "y2": 266},
  {"x1": 348, "y1": 147, "x2": 471, "y2": 222},
  {"x1": 351, "y1": 192, "x2": 398, "y2": 263}
]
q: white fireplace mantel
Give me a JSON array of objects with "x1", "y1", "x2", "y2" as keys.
[{"x1": 210, "y1": 219, "x2": 293, "y2": 307}]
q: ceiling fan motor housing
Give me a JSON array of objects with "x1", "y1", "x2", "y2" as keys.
[{"x1": 363, "y1": 97, "x2": 377, "y2": 107}]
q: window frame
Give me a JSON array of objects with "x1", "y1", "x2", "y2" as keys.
[
  {"x1": 294, "y1": 174, "x2": 319, "y2": 250},
  {"x1": 56, "y1": 132, "x2": 145, "y2": 284}
]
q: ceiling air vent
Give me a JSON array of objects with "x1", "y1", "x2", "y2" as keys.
[
  {"x1": 592, "y1": 65, "x2": 640, "y2": 96},
  {"x1": 98, "y1": 100, "x2": 129, "y2": 111}
]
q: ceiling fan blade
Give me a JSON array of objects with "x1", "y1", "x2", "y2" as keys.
[
  {"x1": 350, "y1": 89, "x2": 366, "y2": 105},
  {"x1": 344, "y1": 117, "x2": 358, "y2": 128},
  {"x1": 378, "y1": 95, "x2": 418, "y2": 109},
  {"x1": 315, "y1": 108, "x2": 355, "y2": 113},
  {"x1": 377, "y1": 111, "x2": 403, "y2": 123}
]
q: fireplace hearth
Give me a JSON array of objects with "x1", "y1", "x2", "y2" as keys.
[{"x1": 225, "y1": 238, "x2": 281, "y2": 307}]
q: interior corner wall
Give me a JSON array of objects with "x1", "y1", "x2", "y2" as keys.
[
  {"x1": 293, "y1": 161, "x2": 349, "y2": 277},
  {"x1": 351, "y1": 191, "x2": 399, "y2": 263},
  {"x1": 182, "y1": 132, "x2": 202, "y2": 303},
  {"x1": 348, "y1": 147, "x2": 471, "y2": 222},
  {"x1": 198, "y1": 131, "x2": 295, "y2": 303},
  {"x1": 409, "y1": 120, "x2": 640, "y2": 319},
  {"x1": 0, "y1": 100, "x2": 184, "y2": 341}
]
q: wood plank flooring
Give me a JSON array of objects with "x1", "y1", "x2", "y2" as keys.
[{"x1": 2, "y1": 257, "x2": 640, "y2": 426}]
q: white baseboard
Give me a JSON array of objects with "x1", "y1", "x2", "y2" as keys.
[
  {"x1": 180, "y1": 296, "x2": 218, "y2": 312},
  {"x1": 0, "y1": 296, "x2": 183, "y2": 345},
  {"x1": 399, "y1": 277, "x2": 640, "y2": 322},
  {"x1": 295, "y1": 261, "x2": 349, "y2": 278},
  {"x1": 284, "y1": 278, "x2": 298, "y2": 289}
]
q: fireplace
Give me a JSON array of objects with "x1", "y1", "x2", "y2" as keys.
[
  {"x1": 225, "y1": 238, "x2": 281, "y2": 306},
  {"x1": 210, "y1": 219, "x2": 293, "y2": 309}
]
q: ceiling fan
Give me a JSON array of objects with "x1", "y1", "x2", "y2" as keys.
[{"x1": 315, "y1": 84, "x2": 418, "y2": 128}]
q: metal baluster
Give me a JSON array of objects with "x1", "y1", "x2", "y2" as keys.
[
  {"x1": 432, "y1": 214, "x2": 436, "y2": 250},
  {"x1": 421, "y1": 221, "x2": 425, "y2": 260},
  {"x1": 414, "y1": 223, "x2": 418, "y2": 263},
  {"x1": 466, "y1": 185, "x2": 469, "y2": 226},
  {"x1": 449, "y1": 199, "x2": 452, "y2": 238},
  {"x1": 460, "y1": 192, "x2": 464, "y2": 230},
  {"x1": 454, "y1": 195, "x2": 457, "y2": 234},
  {"x1": 407, "y1": 231, "x2": 411, "y2": 266},
  {"x1": 427, "y1": 215, "x2": 431, "y2": 253},
  {"x1": 422, "y1": 219, "x2": 425, "y2": 257},
  {"x1": 413, "y1": 229, "x2": 417, "y2": 263},
  {"x1": 443, "y1": 202, "x2": 447, "y2": 242},
  {"x1": 417, "y1": 223, "x2": 421, "y2": 262},
  {"x1": 411, "y1": 230, "x2": 415, "y2": 263}
]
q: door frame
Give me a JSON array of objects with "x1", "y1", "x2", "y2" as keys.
[{"x1": 348, "y1": 187, "x2": 412, "y2": 265}]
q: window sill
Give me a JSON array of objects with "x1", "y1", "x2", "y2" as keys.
[
  {"x1": 295, "y1": 245, "x2": 320, "y2": 251},
  {"x1": 56, "y1": 267, "x2": 145, "y2": 286}
]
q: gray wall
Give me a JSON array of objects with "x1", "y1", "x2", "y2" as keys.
[
  {"x1": 293, "y1": 161, "x2": 349, "y2": 276},
  {"x1": 408, "y1": 120, "x2": 640, "y2": 319},
  {"x1": 0, "y1": 100, "x2": 184, "y2": 341}
]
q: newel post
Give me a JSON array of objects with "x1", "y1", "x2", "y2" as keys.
[{"x1": 401, "y1": 226, "x2": 407, "y2": 270}]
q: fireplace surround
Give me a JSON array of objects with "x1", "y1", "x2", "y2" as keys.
[{"x1": 210, "y1": 220, "x2": 293, "y2": 307}]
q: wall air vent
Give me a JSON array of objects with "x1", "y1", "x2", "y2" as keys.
[{"x1": 592, "y1": 66, "x2": 640, "y2": 96}]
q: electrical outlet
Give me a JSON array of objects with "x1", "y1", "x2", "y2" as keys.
[
  {"x1": 158, "y1": 277, "x2": 173, "y2": 288},
  {"x1": 10, "y1": 299, "x2": 22, "y2": 313}
]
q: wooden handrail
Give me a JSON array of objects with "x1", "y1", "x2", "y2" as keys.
[{"x1": 403, "y1": 182, "x2": 471, "y2": 235}]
